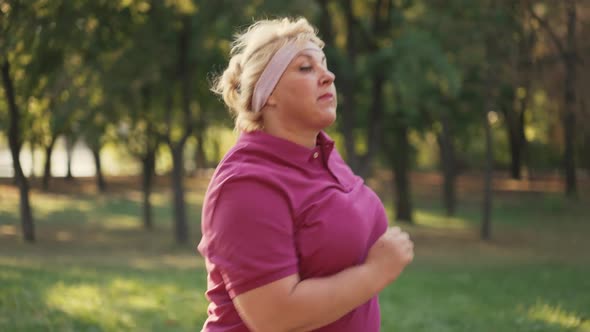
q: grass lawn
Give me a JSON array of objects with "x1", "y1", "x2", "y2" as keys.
[{"x1": 1, "y1": 173, "x2": 589, "y2": 331}]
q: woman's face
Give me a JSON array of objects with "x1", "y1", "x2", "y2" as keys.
[{"x1": 265, "y1": 43, "x2": 337, "y2": 133}]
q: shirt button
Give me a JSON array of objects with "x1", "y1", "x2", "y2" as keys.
[{"x1": 313, "y1": 152, "x2": 319, "y2": 159}]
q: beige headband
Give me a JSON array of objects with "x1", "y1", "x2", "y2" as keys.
[{"x1": 251, "y1": 41, "x2": 321, "y2": 113}]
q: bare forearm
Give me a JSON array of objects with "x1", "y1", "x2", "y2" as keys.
[
  {"x1": 235, "y1": 227, "x2": 413, "y2": 332},
  {"x1": 282, "y1": 264, "x2": 388, "y2": 332}
]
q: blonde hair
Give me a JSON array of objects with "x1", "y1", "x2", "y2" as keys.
[{"x1": 211, "y1": 17, "x2": 324, "y2": 132}]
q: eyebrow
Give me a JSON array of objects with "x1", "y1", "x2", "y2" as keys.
[{"x1": 296, "y1": 52, "x2": 326, "y2": 64}]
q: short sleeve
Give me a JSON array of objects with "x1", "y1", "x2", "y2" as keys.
[{"x1": 205, "y1": 178, "x2": 299, "y2": 298}]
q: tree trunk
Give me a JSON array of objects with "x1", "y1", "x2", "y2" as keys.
[
  {"x1": 507, "y1": 119, "x2": 523, "y2": 180},
  {"x1": 500, "y1": 86, "x2": 524, "y2": 180},
  {"x1": 582, "y1": 100, "x2": 590, "y2": 172},
  {"x1": 316, "y1": 0, "x2": 335, "y2": 48},
  {"x1": 194, "y1": 125, "x2": 207, "y2": 171},
  {"x1": 171, "y1": 144, "x2": 189, "y2": 243},
  {"x1": 482, "y1": 97, "x2": 494, "y2": 241},
  {"x1": 42, "y1": 137, "x2": 56, "y2": 191},
  {"x1": 520, "y1": 13, "x2": 537, "y2": 179},
  {"x1": 168, "y1": 16, "x2": 192, "y2": 244},
  {"x1": 528, "y1": 0, "x2": 578, "y2": 195},
  {"x1": 516, "y1": 33, "x2": 532, "y2": 179},
  {"x1": 340, "y1": 0, "x2": 359, "y2": 170},
  {"x1": 518, "y1": 98, "x2": 528, "y2": 177},
  {"x1": 2, "y1": 59, "x2": 35, "y2": 242},
  {"x1": 212, "y1": 137, "x2": 221, "y2": 167},
  {"x1": 16, "y1": 170, "x2": 35, "y2": 241},
  {"x1": 438, "y1": 111, "x2": 456, "y2": 216},
  {"x1": 392, "y1": 120, "x2": 413, "y2": 223},
  {"x1": 65, "y1": 135, "x2": 74, "y2": 180},
  {"x1": 141, "y1": 149, "x2": 156, "y2": 230},
  {"x1": 510, "y1": 7, "x2": 534, "y2": 180},
  {"x1": 563, "y1": 0, "x2": 577, "y2": 197},
  {"x1": 91, "y1": 146, "x2": 106, "y2": 192},
  {"x1": 359, "y1": 71, "x2": 385, "y2": 179},
  {"x1": 358, "y1": 0, "x2": 390, "y2": 179},
  {"x1": 584, "y1": 131, "x2": 590, "y2": 173}
]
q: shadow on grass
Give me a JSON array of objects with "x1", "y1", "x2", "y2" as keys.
[{"x1": 0, "y1": 211, "x2": 18, "y2": 226}]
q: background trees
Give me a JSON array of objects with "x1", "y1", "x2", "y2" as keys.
[{"x1": 1, "y1": 0, "x2": 588, "y2": 243}]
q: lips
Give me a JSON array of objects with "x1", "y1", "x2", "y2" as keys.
[{"x1": 318, "y1": 93, "x2": 334, "y2": 100}]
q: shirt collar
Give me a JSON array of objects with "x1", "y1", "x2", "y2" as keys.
[{"x1": 239, "y1": 130, "x2": 335, "y2": 164}]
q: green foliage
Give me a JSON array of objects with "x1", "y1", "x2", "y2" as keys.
[
  {"x1": 1, "y1": 0, "x2": 586, "y2": 176},
  {"x1": 382, "y1": 27, "x2": 462, "y2": 108}
]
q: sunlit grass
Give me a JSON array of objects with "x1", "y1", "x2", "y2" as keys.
[
  {"x1": 1, "y1": 263, "x2": 210, "y2": 331},
  {"x1": 43, "y1": 279, "x2": 199, "y2": 330},
  {"x1": 414, "y1": 210, "x2": 470, "y2": 229},
  {"x1": 99, "y1": 215, "x2": 144, "y2": 230},
  {"x1": 32, "y1": 197, "x2": 94, "y2": 220},
  {"x1": 46, "y1": 283, "x2": 123, "y2": 328},
  {"x1": 525, "y1": 301, "x2": 590, "y2": 330},
  {"x1": 380, "y1": 264, "x2": 590, "y2": 332}
]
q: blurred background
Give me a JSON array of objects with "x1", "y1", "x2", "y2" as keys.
[{"x1": 1, "y1": 0, "x2": 589, "y2": 331}]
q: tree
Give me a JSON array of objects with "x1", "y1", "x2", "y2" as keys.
[
  {"x1": 528, "y1": 0, "x2": 579, "y2": 197},
  {"x1": 2, "y1": 57, "x2": 35, "y2": 242},
  {"x1": 37, "y1": 63, "x2": 84, "y2": 191},
  {"x1": 479, "y1": 0, "x2": 517, "y2": 240},
  {"x1": 313, "y1": 0, "x2": 408, "y2": 178},
  {"x1": 92, "y1": 0, "x2": 168, "y2": 227},
  {"x1": 504, "y1": 6, "x2": 536, "y2": 180},
  {"x1": 1, "y1": 1, "x2": 38, "y2": 242}
]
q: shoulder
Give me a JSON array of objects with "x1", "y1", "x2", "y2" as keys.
[
  {"x1": 200, "y1": 151, "x2": 294, "y2": 255},
  {"x1": 209, "y1": 138, "x2": 294, "y2": 196},
  {"x1": 203, "y1": 144, "x2": 293, "y2": 220},
  {"x1": 210, "y1": 146, "x2": 283, "y2": 194}
]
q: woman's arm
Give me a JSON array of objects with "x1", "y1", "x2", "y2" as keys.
[{"x1": 233, "y1": 226, "x2": 414, "y2": 332}]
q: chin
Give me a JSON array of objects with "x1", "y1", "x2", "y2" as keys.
[{"x1": 317, "y1": 109, "x2": 337, "y2": 129}]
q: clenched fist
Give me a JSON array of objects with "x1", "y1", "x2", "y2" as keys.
[{"x1": 365, "y1": 226, "x2": 414, "y2": 288}]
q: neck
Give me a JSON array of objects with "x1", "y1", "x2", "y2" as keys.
[{"x1": 262, "y1": 123, "x2": 318, "y2": 149}]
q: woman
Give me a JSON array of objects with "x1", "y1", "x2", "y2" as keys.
[{"x1": 198, "y1": 17, "x2": 414, "y2": 332}]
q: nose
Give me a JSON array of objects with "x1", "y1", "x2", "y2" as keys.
[{"x1": 320, "y1": 67, "x2": 335, "y2": 85}]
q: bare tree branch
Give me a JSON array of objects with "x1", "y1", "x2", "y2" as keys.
[{"x1": 526, "y1": 0, "x2": 566, "y2": 56}]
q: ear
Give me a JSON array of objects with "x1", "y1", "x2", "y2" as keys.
[{"x1": 266, "y1": 93, "x2": 278, "y2": 107}]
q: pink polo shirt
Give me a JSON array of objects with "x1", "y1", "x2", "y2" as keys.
[{"x1": 197, "y1": 130, "x2": 388, "y2": 331}]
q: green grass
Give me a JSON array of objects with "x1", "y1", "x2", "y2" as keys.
[
  {"x1": 381, "y1": 264, "x2": 590, "y2": 332},
  {"x1": 1, "y1": 175, "x2": 589, "y2": 331},
  {"x1": 0, "y1": 261, "x2": 208, "y2": 331}
]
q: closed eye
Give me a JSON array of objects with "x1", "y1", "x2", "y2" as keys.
[{"x1": 299, "y1": 66, "x2": 313, "y2": 72}]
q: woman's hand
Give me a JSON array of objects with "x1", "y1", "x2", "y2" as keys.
[{"x1": 365, "y1": 226, "x2": 414, "y2": 288}]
